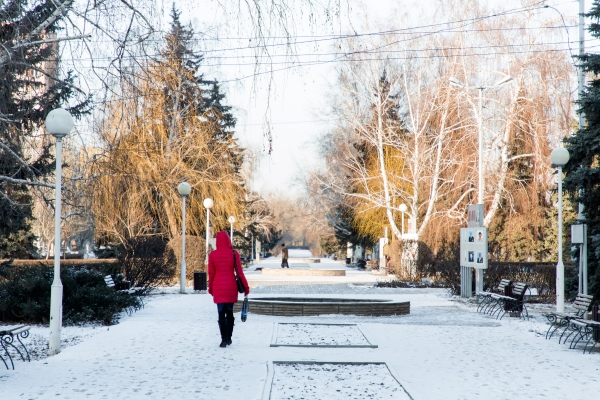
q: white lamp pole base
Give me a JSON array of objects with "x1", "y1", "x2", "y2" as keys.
[
  {"x1": 556, "y1": 260, "x2": 565, "y2": 313},
  {"x1": 180, "y1": 196, "x2": 187, "y2": 294},
  {"x1": 48, "y1": 137, "x2": 64, "y2": 357},
  {"x1": 556, "y1": 166, "x2": 564, "y2": 313},
  {"x1": 48, "y1": 284, "x2": 63, "y2": 355}
]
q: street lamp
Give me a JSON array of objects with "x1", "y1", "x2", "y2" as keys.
[
  {"x1": 399, "y1": 204, "x2": 408, "y2": 236},
  {"x1": 203, "y1": 198, "x2": 214, "y2": 265},
  {"x1": 177, "y1": 182, "x2": 191, "y2": 294},
  {"x1": 228, "y1": 215, "x2": 236, "y2": 240},
  {"x1": 551, "y1": 147, "x2": 570, "y2": 313},
  {"x1": 450, "y1": 75, "x2": 513, "y2": 294},
  {"x1": 45, "y1": 108, "x2": 74, "y2": 357},
  {"x1": 450, "y1": 76, "x2": 513, "y2": 204}
]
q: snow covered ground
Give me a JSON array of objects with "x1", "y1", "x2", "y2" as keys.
[
  {"x1": 272, "y1": 323, "x2": 373, "y2": 346},
  {"x1": 246, "y1": 256, "x2": 393, "y2": 285},
  {"x1": 1, "y1": 277, "x2": 599, "y2": 399},
  {"x1": 270, "y1": 362, "x2": 410, "y2": 400}
]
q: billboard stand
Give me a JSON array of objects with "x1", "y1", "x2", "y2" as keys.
[{"x1": 460, "y1": 205, "x2": 487, "y2": 298}]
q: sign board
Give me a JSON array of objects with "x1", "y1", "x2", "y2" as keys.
[
  {"x1": 468, "y1": 204, "x2": 484, "y2": 228},
  {"x1": 571, "y1": 224, "x2": 585, "y2": 244},
  {"x1": 460, "y1": 227, "x2": 488, "y2": 269}
]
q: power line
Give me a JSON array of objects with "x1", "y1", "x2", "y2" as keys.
[
  {"x1": 81, "y1": 42, "x2": 589, "y2": 100},
  {"x1": 53, "y1": 39, "x2": 584, "y2": 65},
  {"x1": 65, "y1": 2, "x2": 562, "y2": 55}
]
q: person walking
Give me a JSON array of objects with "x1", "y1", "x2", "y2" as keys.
[
  {"x1": 281, "y1": 243, "x2": 289, "y2": 268},
  {"x1": 208, "y1": 231, "x2": 250, "y2": 348}
]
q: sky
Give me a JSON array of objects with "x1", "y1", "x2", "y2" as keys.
[
  {"x1": 177, "y1": 0, "x2": 404, "y2": 196},
  {"x1": 65, "y1": 0, "x2": 587, "y2": 197},
  {"x1": 173, "y1": 0, "x2": 586, "y2": 196}
]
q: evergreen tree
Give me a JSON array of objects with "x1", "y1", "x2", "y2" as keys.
[
  {"x1": 0, "y1": 1, "x2": 91, "y2": 258},
  {"x1": 563, "y1": 0, "x2": 600, "y2": 299},
  {"x1": 163, "y1": 5, "x2": 239, "y2": 166},
  {"x1": 94, "y1": 5, "x2": 245, "y2": 242}
]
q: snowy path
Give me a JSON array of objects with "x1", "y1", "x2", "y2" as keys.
[{"x1": 1, "y1": 288, "x2": 599, "y2": 399}]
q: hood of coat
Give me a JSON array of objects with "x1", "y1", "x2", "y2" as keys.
[{"x1": 216, "y1": 231, "x2": 232, "y2": 250}]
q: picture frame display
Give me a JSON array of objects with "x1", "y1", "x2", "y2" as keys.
[{"x1": 460, "y1": 227, "x2": 488, "y2": 269}]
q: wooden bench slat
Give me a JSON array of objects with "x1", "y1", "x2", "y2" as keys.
[
  {"x1": 11, "y1": 326, "x2": 30, "y2": 335},
  {"x1": 573, "y1": 299, "x2": 592, "y2": 305}
]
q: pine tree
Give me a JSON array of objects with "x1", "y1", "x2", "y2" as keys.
[
  {"x1": 163, "y1": 5, "x2": 239, "y2": 159},
  {"x1": 563, "y1": 0, "x2": 600, "y2": 299},
  {"x1": 0, "y1": 1, "x2": 91, "y2": 258},
  {"x1": 94, "y1": 5, "x2": 245, "y2": 242}
]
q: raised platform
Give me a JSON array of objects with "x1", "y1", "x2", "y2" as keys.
[
  {"x1": 234, "y1": 297, "x2": 410, "y2": 316},
  {"x1": 262, "y1": 268, "x2": 345, "y2": 276}
]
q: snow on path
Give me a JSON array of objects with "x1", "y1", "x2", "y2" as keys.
[
  {"x1": 270, "y1": 363, "x2": 410, "y2": 399},
  {"x1": 274, "y1": 323, "x2": 371, "y2": 346},
  {"x1": 0, "y1": 290, "x2": 598, "y2": 399}
]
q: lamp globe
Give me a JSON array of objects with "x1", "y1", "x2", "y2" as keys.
[
  {"x1": 550, "y1": 147, "x2": 570, "y2": 167},
  {"x1": 45, "y1": 108, "x2": 74, "y2": 139},
  {"x1": 177, "y1": 182, "x2": 191, "y2": 196}
]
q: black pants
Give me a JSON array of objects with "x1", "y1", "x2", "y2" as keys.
[
  {"x1": 217, "y1": 303, "x2": 234, "y2": 321},
  {"x1": 281, "y1": 258, "x2": 289, "y2": 268}
]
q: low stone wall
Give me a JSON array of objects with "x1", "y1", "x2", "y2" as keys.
[
  {"x1": 287, "y1": 258, "x2": 321, "y2": 263},
  {"x1": 262, "y1": 268, "x2": 345, "y2": 276},
  {"x1": 235, "y1": 297, "x2": 410, "y2": 316}
]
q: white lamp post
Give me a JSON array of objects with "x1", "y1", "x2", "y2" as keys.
[
  {"x1": 450, "y1": 76, "x2": 512, "y2": 294},
  {"x1": 399, "y1": 204, "x2": 407, "y2": 237},
  {"x1": 228, "y1": 215, "x2": 236, "y2": 240},
  {"x1": 551, "y1": 147, "x2": 570, "y2": 313},
  {"x1": 177, "y1": 182, "x2": 191, "y2": 294},
  {"x1": 45, "y1": 108, "x2": 74, "y2": 356},
  {"x1": 203, "y1": 198, "x2": 214, "y2": 265}
]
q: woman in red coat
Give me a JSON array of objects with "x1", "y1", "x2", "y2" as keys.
[{"x1": 208, "y1": 231, "x2": 250, "y2": 347}]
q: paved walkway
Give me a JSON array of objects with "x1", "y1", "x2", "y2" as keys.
[{"x1": 1, "y1": 264, "x2": 598, "y2": 399}]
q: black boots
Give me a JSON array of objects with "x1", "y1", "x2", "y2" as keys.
[
  {"x1": 218, "y1": 314, "x2": 235, "y2": 347},
  {"x1": 226, "y1": 315, "x2": 235, "y2": 346},
  {"x1": 218, "y1": 319, "x2": 228, "y2": 348}
]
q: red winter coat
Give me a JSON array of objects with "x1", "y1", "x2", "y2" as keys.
[{"x1": 208, "y1": 231, "x2": 250, "y2": 303}]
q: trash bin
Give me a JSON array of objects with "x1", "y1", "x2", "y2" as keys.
[
  {"x1": 193, "y1": 272, "x2": 207, "y2": 291},
  {"x1": 345, "y1": 257, "x2": 351, "y2": 265}
]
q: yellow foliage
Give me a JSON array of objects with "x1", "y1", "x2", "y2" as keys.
[
  {"x1": 350, "y1": 145, "x2": 410, "y2": 242},
  {"x1": 93, "y1": 55, "x2": 245, "y2": 243}
]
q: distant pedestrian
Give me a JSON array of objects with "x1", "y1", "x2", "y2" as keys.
[
  {"x1": 208, "y1": 231, "x2": 250, "y2": 348},
  {"x1": 281, "y1": 243, "x2": 289, "y2": 268}
]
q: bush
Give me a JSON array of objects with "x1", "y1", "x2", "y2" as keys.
[
  {"x1": 169, "y1": 235, "x2": 206, "y2": 281},
  {"x1": 483, "y1": 262, "x2": 577, "y2": 302},
  {"x1": 413, "y1": 241, "x2": 578, "y2": 300},
  {"x1": 118, "y1": 236, "x2": 177, "y2": 290},
  {"x1": 375, "y1": 279, "x2": 449, "y2": 289},
  {"x1": 0, "y1": 261, "x2": 140, "y2": 325}
]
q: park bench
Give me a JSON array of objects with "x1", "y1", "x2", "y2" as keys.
[
  {"x1": 544, "y1": 293, "x2": 594, "y2": 340},
  {"x1": 104, "y1": 275, "x2": 144, "y2": 313},
  {"x1": 477, "y1": 279, "x2": 512, "y2": 313},
  {"x1": 486, "y1": 282, "x2": 530, "y2": 320},
  {"x1": 560, "y1": 318, "x2": 600, "y2": 354},
  {"x1": 0, "y1": 325, "x2": 31, "y2": 370}
]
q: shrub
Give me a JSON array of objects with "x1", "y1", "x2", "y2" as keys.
[
  {"x1": 118, "y1": 236, "x2": 177, "y2": 290},
  {"x1": 169, "y1": 235, "x2": 206, "y2": 282},
  {"x1": 0, "y1": 261, "x2": 140, "y2": 325}
]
